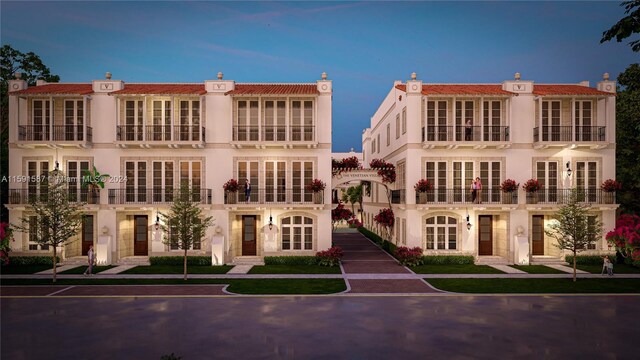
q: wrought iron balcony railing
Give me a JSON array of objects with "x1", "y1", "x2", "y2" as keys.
[
  {"x1": 525, "y1": 188, "x2": 616, "y2": 204},
  {"x1": 108, "y1": 188, "x2": 212, "y2": 205},
  {"x1": 18, "y1": 125, "x2": 93, "y2": 142},
  {"x1": 232, "y1": 125, "x2": 315, "y2": 142},
  {"x1": 116, "y1": 125, "x2": 205, "y2": 142},
  {"x1": 8, "y1": 188, "x2": 100, "y2": 204},
  {"x1": 224, "y1": 188, "x2": 323, "y2": 205},
  {"x1": 421, "y1": 126, "x2": 509, "y2": 142},
  {"x1": 533, "y1": 126, "x2": 606, "y2": 142},
  {"x1": 415, "y1": 188, "x2": 518, "y2": 205}
]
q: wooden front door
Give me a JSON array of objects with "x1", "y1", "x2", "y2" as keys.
[
  {"x1": 81, "y1": 215, "x2": 94, "y2": 256},
  {"x1": 478, "y1": 215, "x2": 493, "y2": 255},
  {"x1": 242, "y1": 215, "x2": 257, "y2": 256},
  {"x1": 532, "y1": 215, "x2": 545, "y2": 255},
  {"x1": 134, "y1": 215, "x2": 148, "y2": 256}
]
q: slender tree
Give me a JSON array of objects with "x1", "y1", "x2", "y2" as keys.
[
  {"x1": 13, "y1": 172, "x2": 84, "y2": 282},
  {"x1": 341, "y1": 185, "x2": 363, "y2": 215},
  {"x1": 545, "y1": 191, "x2": 603, "y2": 282},
  {"x1": 161, "y1": 184, "x2": 214, "y2": 280},
  {"x1": 600, "y1": 1, "x2": 640, "y2": 52}
]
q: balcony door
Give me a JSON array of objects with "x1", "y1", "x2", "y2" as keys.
[
  {"x1": 235, "y1": 100, "x2": 259, "y2": 141},
  {"x1": 180, "y1": 100, "x2": 200, "y2": 141},
  {"x1": 426, "y1": 100, "x2": 448, "y2": 141},
  {"x1": 575, "y1": 101, "x2": 593, "y2": 141},
  {"x1": 480, "y1": 161, "x2": 501, "y2": 203},
  {"x1": 291, "y1": 100, "x2": 313, "y2": 141},
  {"x1": 453, "y1": 161, "x2": 474, "y2": 203},
  {"x1": 425, "y1": 161, "x2": 447, "y2": 203},
  {"x1": 575, "y1": 161, "x2": 597, "y2": 202},
  {"x1": 292, "y1": 161, "x2": 313, "y2": 203},
  {"x1": 153, "y1": 161, "x2": 174, "y2": 202},
  {"x1": 542, "y1": 101, "x2": 561, "y2": 141},
  {"x1": 483, "y1": 100, "x2": 502, "y2": 141},
  {"x1": 67, "y1": 160, "x2": 90, "y2": 202},
  {"x1": 32, "y1": 100, "x2": 51, "y2": 141},
  {"x1": 64, "y1": 100, "x2": 84, "y2": 141},
  {"x1": 125, "y1": 100, "x2": 144, "y2": 141},
  {"x1": 238, "y1": 161, "x2": 259, "y2": 203},
  {"x1": 125, "y1": 161, "x2": 147, "y2": 203},
  {"x1": 536, "y1": 161, "x2": 558, "y2": 203},
  {"x1": 152, "y1": 100, "x2": 171, "y2": 141},
  {"x1": 263, "y1": 100, "x2": 286, "y2": 141},
  {"x1": 27, "y1": 160, "x2": 49, "y2": 199},
  {"x1": 180, "y1": 161, "x2": 201, "y2": 202},
  {"x1": 455, "y1": 100, "x2": 475, "y2": 141},
  {"x1": 265, "y1": 161, "x2": 286, "y2": 203}
]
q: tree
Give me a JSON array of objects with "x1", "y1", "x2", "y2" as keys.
[
  {"x1": 1, "y1": 45, "x2": 60, "y2": 223},
  {"x1": 161, "y1": 184, "x2": 214, "y2": 280},
  {"x1": 545, "y1": 191, "x2": 603, "y2": 282},
  {"x1": 600, "y1": 1, "x2": 640, "y2": 52},
  {"x1": 341, "y1": 185, "x2": 363, "y2": 216},
  {"x1": 13, "y1": 172, "x2": 84, "y2": 282},
  {"x1": 614, "y1": 64, "x2": 640, "y2": 213}
]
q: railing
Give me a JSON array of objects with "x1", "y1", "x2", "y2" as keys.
[
  {"x1": 525, "y1": 189, "x2": 615, "y2": 204},
  {"x1": 116, "y1": 125, "x2": 205, "y2": 142},
  {"x1": 533, "y1": 126, "x2": 606, "y2": 142},
  {"x1": 108, "y1": 188, "x2": 212, "y2": 204},
  {"x1": 391, "y1": 189, "x2": 405, "y2": 204},
  {"x1": 422, "y1": 126, "x2": 509, "y2": 142},
  {"x1": 415, "y1": 188, "x2": 518, "y2": 205},
  {"x1": 224, "y1": 188, "x2": 323, "y2": 205},
  {"x1": 18, "y1": 125, "x2": 93, "y2": 142},
  {"x1": 8, "y1": 188, "x2": 100, "y2": 204},
  {"x1": 232, "y1": 125, "x2": 315, "y2": 142}
]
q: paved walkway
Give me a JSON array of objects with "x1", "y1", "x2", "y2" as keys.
[{"x1": 35, "y1": 264, "x2": 82, "y2": 274}]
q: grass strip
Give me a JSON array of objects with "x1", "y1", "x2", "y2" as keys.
[
  {"x1": 248, "y1": 265, "x2": 341, "y2": 274},
  {"x1": 0, "y1": 278, "x2": 347, "y2": 295},
  {"x1": 426, "y1": 278, "x2": 640, "y2": 293},
  {"x1": 58, "y1": 266, "x2": 116, "y2": 275},
  {"x1": 509, "y1": 265, "x2": 565, "y2": 274},
  {"x1": 411, "y1": 264, "x2": 505, "y2": 274},
  {"x1": 121, "y1": 265, "x2": 233, "y2": 274},
  {"x1": 575, "y1": 264, "x2": 640, "y2": 274},
  {"x1": 0, "y1": 265, "x2": 53, "y2": 274}
]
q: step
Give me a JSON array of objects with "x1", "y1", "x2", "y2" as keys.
[
  {"x1": 531, "y1": 257, "x2": 569, "y2": 266},
  {"x1": 63, "y1": 257, "x2": 89, "y2": 265},
  {"x1": 475, "y1": 256, "x2": 510, "y2": 265},
  {"x1": 227, "y1": 265, "x2": 253, "y2": 274},
  {"x1": 231, "y1": 257, "x2": 265, "y2": 266},
  {"x1": 117, "y1": 256, "x2": 151, "y2": 266}
]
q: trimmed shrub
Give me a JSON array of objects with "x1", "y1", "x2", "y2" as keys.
[
  {"x1": 316, "y1": 246, "x2": 343, "y2": 267},
  {"x1": 422, "y1": 255, "x2": 475, "y2": 265},
  {"x1": 358, "y1": 227, "x2": 383, "y2": 244},
  {"x1": 264, "y1": 256, "x2": 318, "y2": 266},
  {"x1": 395, "y1": 246, "x2": 424, "y2": 266},
  {"x1": 8, "y1": 256, "x2": 60, "y2": 266},
  {"x1": 565, "y1": 255, "x2": 621, "y2": 265},
  {"x1": 150, "y1": 256, "x2": 211, "y2": 266}
]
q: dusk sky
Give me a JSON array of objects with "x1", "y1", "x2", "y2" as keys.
[{"x1": 2, "y1": 1, "x2": 637, "y2": 152}]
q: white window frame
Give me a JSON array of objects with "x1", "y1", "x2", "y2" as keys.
[
  {"x1": 425, "y1": 216, "x2": 458, "y2": 250},
  {"x1": 281, "y1": 215, "x2": 314, "y2": 251}
]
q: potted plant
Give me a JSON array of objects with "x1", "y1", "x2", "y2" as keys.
[
  {"x1": 523, "y1": 179, "x2": 541, "y2": 204},
  {"x1": 81, "y1": 166, "x2": 110, "y2": 204},
  {"x1": 500, "y1": 179, "x2": 519, "y2": 204},
  {"x1": 223, "y1": 179, "x2": 239, "y2": 204},
  {"x1": 306, "y1": 179, "x2": 326, "y2": 204},
  {"x1": 600, "y1": 179, "x2": 621, "y2": 204},
  {"x1": 414, "y1": 179, "x2": 433, "y2": 204}
]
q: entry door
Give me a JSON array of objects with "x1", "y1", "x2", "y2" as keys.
[
  {"x1": 134, "y1": 215, "x2": 148, "y2": 256},
  {"x1": 81, "y1": 215, "x2": 94, "y2": 256},
  {"x1": 242, "y1": 215, "x2": 257, "y2": 256},
  {"x1": 532, "y1": 215, "x2": 545, "y2": 255},
  {"x1": 478, "y1": 215, "x2": 493, "y2": 255}
]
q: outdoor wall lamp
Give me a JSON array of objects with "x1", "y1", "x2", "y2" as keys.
[
  {"x1": 268, "y1": 208, "x2": 273, "y2": 230},
  {"x1": 566, "y1": 161, "x2": 572, "y2": 177},
  {"x1": 155, "y1": 214, "x2": 160, "y2": 231},
  {"x1": 466, "y1": 214, "x2": 472, "y2": 231}
]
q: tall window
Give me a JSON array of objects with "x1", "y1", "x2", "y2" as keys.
[
  {"x1": 67, "y1": 160, "x2": 90, "y2": 202},
  {"x1": 153, "y1": 161, "x2": 174, "y2": 202},
  {"x1": 28, "y1": 216, "x2": 49, "y2": 251},
  {"x1": 386, "y1": 123, "x2": 390, "y2": 146},
  {"x1": 575, "y1": 161, "x2": 598, "y2": 202},
  {"x1": 542, "y1": 101, "x2": 561, "y2": 141},
  {"x1": 536, "y1": 161, "x2": 558, "y2": 202},
  {"x1": 483, "y1": 100, "x2": 502, "y2": 141},
  {"x1": 425, "y1": 216, "x2": 457, "y2": 250},
  {"x1": 125, "y1": 161, "x2": 147, "y2": 203},
  {"x1": 453, "y1": 161, "x2": 474, "y2": 202},
  {"x1": 371, "y1": 139, "x2": 376, "y2": 154},
  {"x1": 263, "y1": 100, "x2": 286, "y2": 141},
  {"x1": 425, "y1": 161, "x2": 447, "y2": 202},
  {"x1": 64, "y1": 100, "x2": 84, "y2": 141},
  {"x1": 125, "y1": 100, "x2": 144, "y2": 141},
  {"x1": 426, "y1": 101, "x2": 447, "y2": 141},
  {"x1": 238, "y1": 161, "x2": 259, "y2": 202},
  {"x1": 281, "y1": 215, "x2": 313, "y2": 250},
  {"x1": 152, "y1": 100, "x2": 171, "y2": 141},
  {"x1": 235, "y1": 100, "x2": 259, "y2": 141},
  {"x1": 455, "y1": 100, "x2": 474, "y2": 141},
  {"x1": 179, "y1": 100, "x2": 200, "y2": 141},
  {"x1": 265, "y1": 161, "x2": 286, "y2": 203},
  {"x1": 402, "y1": 107, "x2": 407, "y2": 134},
  {"x1": 32, "y1": 100, "x2": 51, "y2": 141},
  {"x1": 396, "y1": 114, "x2": 400, "y2": 139},
  {"x1": 480, "y1": 161, "x2": 501, "y2": 203},
  {"x1": 180, "y1": 161, "x2": 201, "y2": 201},
  {"x1": 292, "y1": 161, "x2": 313, "y2": 203},
  {"x1": 377, "y1": 134, "x2": 381, "y2": 153},
  {"x1": 396, "y1": 162, "x2": 405, "y2": 190},
  {"x1": 27, "y1": 160, "x2": 49, "y2": 197},
  {"x1": 575, "y1": 101, "x2": 593, "y2": 141},
  {"x1": 401, "y1": 218, "x2": 407, "y2": 245},
  {"x1": 291, "y1": 100, "x2": 313, "y2": 141}
]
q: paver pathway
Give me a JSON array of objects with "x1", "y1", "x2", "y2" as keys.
[
  {"x1": 35, "y1": 264, "x2": 82, "y2": 275},
  {"x1": 99, "y1": 265, "x2": 136, "y2": 275},
  {"x1": 489, "y1": 264, "x2": 526, "y2": 274},
  {"x1": 333, "y1": 232, "x2": 439, "y2": 293},
  {"x1": 227, "y1": 265, "x2": 253, "y2": 274},
  {"x1": 546, "y1": 264, "x2": 589, "y2": 274}
]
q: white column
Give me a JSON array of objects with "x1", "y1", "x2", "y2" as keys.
[
  {"x1": 479, "y1": 97, "x2": 484, "y2": 141},
  {"x1": 49, "y1": 96, "x2": 54, "y2": 141},
  {"x1": 452, "y1": 97, "x2": 456, "y2": 141},
  {"x1": 83, "y1": 96, "x2": 88, "y2": 142},
  {"x1": 285, "y1": 96, "x2": 290, "y2": 142},
  {"x1": 571, "y1": 98, "x2": 575, "y2": 142},
  {"x1": 171, "y1": 96, "x2": 175, "y2": 141},
  {"x1": 538, "y1": 97, "x2": 542, "y2": 140},
  {"x1": 142, "y1": 97, "x2": 147, "y2": 141},
  {"x1": 257, "y1": 96, "x2": 262, "y2": 142}
]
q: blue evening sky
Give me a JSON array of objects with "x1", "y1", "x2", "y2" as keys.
[{"x1": 1, "y1": 1, "x2": 637, "y2": 152}]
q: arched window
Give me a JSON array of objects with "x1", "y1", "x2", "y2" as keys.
[
  {"x1": 281, "y1": 215, "x2": 313, "y2": 250},
  {"x1": 425, "y1": 216, "x2": 457, "y2": 250}
]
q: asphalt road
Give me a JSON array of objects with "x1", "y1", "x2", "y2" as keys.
[{"x1": 1, "y1": 295, "x2": 635, "y2": 359}]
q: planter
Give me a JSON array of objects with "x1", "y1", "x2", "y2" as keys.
[
  {"x1": 502, "y1": 192, "x2": 515, "y2": 204},
  {"x1": 226, "y1": 192, "x2": 237, "y2": 204},
  {"x1": 418, "y1": 192, "x2": 427, "y2": 204},
  {"x1": 602, "y1": 191, "x2": 615, "y2": 204},
  {"x1": 314, "y1": 192, "x2": 323, "y2": 204},
  {"x1": 526, "y1": 192, "x2": 538, "y2": 204}
]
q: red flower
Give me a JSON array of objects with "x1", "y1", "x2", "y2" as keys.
[
  {"x1": 414, "y1": 179, "x2": 433, "y2": 193},
  {"x1": 223, "y1": 179, "x2": 239, "y2": 192},
  {"x1": 601, "y1": 179, "x2": 622, "y2": 192},
  {"x1": 305, "y1": 179, "x2": 326, "y2": 193}
]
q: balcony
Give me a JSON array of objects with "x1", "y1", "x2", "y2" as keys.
[
  {"x1": 17, "y1": 125, "x2": 93, "y2": 148},
  {"x1": 525, "y1": 189, "x2": 616, "y2": 205},
  {"x1": 116, "y1": 125, "x2": 205, "y2": 148},
  {"x1": 8, "y1": 188, "x2": 100, "y2": 205},
  {"x1": 421, "y1": 126, "x2": 510, "y2": 149},
  {"x1": 108, "y1": 188, "x2": 212, "y2": 205},
  {"x1": 231, "y1": 125, "x2": 316, "y2": 148},
  {"x1": 224, "y1": 188, "x2": 323, "y2": 206},
  {"x1": 415, "y1": 188, "x2": 518, "y2": 206},
  {"x1": 391, "y1": 189, "x2": 406, "y2": 204},
  {"x1": 533, "y1": 126, "x2": 606, "y2": 149}
]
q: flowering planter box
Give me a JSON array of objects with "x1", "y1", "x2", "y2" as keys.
[
  {"x1": 502, "y1": 192, "x2": 516, "y2": 204},
  {"x1": 314, "y1": 192, "x2": 323, "y2": 204}
]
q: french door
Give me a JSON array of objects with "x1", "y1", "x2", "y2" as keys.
[{"x1": 265, "y1": 161, "x2": 286, "y2": 203}]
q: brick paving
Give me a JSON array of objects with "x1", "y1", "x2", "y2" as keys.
[{"x1": 348, "y1": 279, "x2": 440, "y2": 293}]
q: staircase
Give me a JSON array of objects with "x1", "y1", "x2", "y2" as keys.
[
  {"x1": 117, "y1": 256, "x2": 151, "y2": 266},
  {"x1": 531, "y1": 256, "x2": 569, "y2": 266},
  {"x1": 231, "y1": 256, "x2": 265, "y2": 266},
  {"x1": 475, "y1": 256, "x2": 510, "y2": 265}
]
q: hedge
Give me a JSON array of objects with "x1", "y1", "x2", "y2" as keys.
[
  {"x1": 150, "y1": 256, "x2": 211, "y2": 266},
  {"x1": 358, "y1": 227, "x2": 396, "y2": 255},
  {"x1": 422, "y1": 255, "x2": 475, "y2": 265},
  {"x1": 264, "y1": 256, "x2": 318, "y2": 266},
  {"x1": 6, "y1": 256, "x2": 60, "y2": 266},
  {"x1": 564, "y1": 255, "x2": 621, "y2": 265}
]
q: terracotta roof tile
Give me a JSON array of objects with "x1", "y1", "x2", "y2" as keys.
[
  {"x1": 532, "y1": 84, "x2": 611, "y2": 96},
  {"x1": 10, "y1": 83, "x2": 93, "y2": 95},
  {"x1": 226, "y1": 84, "x2": 319, "y2": 95},
  {"x1": 396, "y1": 84, "x2": 514, "y2": 95},
  {"x1": 110, "y1": 84, "x2": 206, "y2": 95}
]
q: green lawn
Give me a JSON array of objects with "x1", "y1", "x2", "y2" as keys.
[
  {"x1": 426, "y1": 278, "x2": 640, "y2": 293},
  {"x1": 0, "y1": 278, "x2": 347, "y2": 294},
  {"x1": 575, "y1": 264, "x2": 640, "y2": 274},
  {"x1": 59, "y1": 266, "x2": 115, "y2": 275},
  {"x1": 510, "y1": 265, "x2": 566, "y2": 274},
  {"x1": 248, "y1": 265, "x2": 342, "y2": 274},
  {"x1": 122, "y1": 265, "x2": 233, "y2": 274},
  {"x1": 0, "y1": 265, "x2": 52, "y2": 274},
  {"x1": 410, "y1": 264, "x2": 505, "y2": 274}
]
